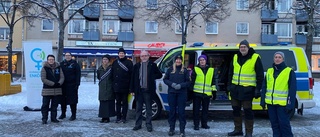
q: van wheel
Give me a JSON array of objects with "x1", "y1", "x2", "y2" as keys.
[{"x1": 142, "y1": 98, "x2": 162, "y2": 120}]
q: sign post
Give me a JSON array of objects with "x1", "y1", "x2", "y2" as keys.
[{"x1": 23, "y1": 41, "x2": 52, "y2": 111}]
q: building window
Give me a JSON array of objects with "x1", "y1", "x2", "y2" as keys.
[
  {"x1": 146, "y1": 0, "x2": 157, "y2": 9},
  {"x1": 0, "y1": 28, "x2": 10, "y2": 40},
  {"x1": 0, "y1": 1, "x2": 10, "y2": 13},
  {"x1": 205, "y1": 22, "x2": 218, "y2": 34},
  {"x1": 104, "y1": 0, "x2": 118, "y2": 10},
  {"x1": 42, "y1": 19, "x2": 54, "y2": 31},
  {"x1": 277, "y1": 0, "x2": 292, "y2": 13},
  {"x1": 103, "y1": 20, "x2": 119, "y2": 35},
  {"x1": 175, "y1": 21, "x2": 187, "y2": 34},
  {"x1": 68, "y1": 19, "x2": 85, "y2": 34},
  {"x1": 145, "y1": 21, "x2": 158, "y2": 33},
  {"x1": 120, "y1": 22, "x2": 133, "y2": 32},
  {"x1": 69, "y1": 0, "x2": 84, "y2": 9},
  {"x1": 262, "y1": 24, "x2": 275, "y2": 34},
  {"x1": 236, "y1": 0, "x2": 248, "y2": 10},
  {"x1": 276, "y1": 23, "x2": 292, "y2": 38},
  {"x1": 236, "y1": 22, "x2": 249, "y2": 35}
]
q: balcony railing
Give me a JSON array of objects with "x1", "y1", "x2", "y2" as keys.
[
  {"x1": 117, "y1": 31, "x2": 134, "y2": 42},
  {"x1": 261, "y1": 33, "x2": 278, "y2": 45},
  {"x1": 261, "y1": 9, "x2": 278, "y2": 21},
  {"x1": 296, "y1": 9, "x2": 308, "y2": 22},
  {"x1": 83, "y1": 29, "x2": 100, "y2": 41},
  {"x1": 83, "y1": 6, "x2": 100, "y2": 21},
  {"x1": 118, "y1": 6, "x2": 134, "y2": 19},
  {"x1": 295, "y1": 33, "x2": 307, "y2": 45}
]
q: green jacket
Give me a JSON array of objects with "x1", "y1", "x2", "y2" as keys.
[{"x1": 97, "y1": 65, "x2": 114, "y2": 101}]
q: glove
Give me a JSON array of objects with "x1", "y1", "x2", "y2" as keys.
[
  {"x1": 212, "y1": 91, "x2": 217, "y2": 100},
  {"x1": 171, "y1": 83, "x2": 177, "y2": 88},
  {"x1": 254, "y1": 89, "x2": 261, "y2": 99},
  {"x1": 54, "y1": 83, "x2": 60, "y2": 87},
  {"x1": 174, "y1": 84, "x2": 181, "y2": 90}
]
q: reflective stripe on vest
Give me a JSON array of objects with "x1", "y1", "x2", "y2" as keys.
[
  {"x1": 232, "y1": 53, "x2": 259, "y2": 87},
  {"x1": 265, "y1": 67, "x2": 291, "y2": 106},
  {"x1": 193, "y1": 67, "x2": 216, "y2": 96}
]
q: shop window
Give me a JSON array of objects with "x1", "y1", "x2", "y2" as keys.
[
  {"x1": 88, "y1": 57, "x2": 97, "y2": 69},
  {"x1": 318, "y1": 59, "x2": 320, "y2": 68},
  {"x1": 0, "y1": 55, "x2": 17, "y2": 73}
]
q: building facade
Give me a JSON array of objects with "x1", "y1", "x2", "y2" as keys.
[{"x1": 3, "y1": 0, "x2": 320, "y2": 76}]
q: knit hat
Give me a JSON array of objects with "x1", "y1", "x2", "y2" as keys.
[
  {"x1": 102, "y1": 54, "x2": 111, "y2": 60},
  {"x1": 239, "y1": 39, "x2": 250, "y2": 48},
  {"x1": 118, "y1": 48, "x2": 126, "y2": 54},
  {"x1": 274, "y1": 51, "x2": 285, "y2": 60},
  {"x1": 198, "y1": 55, "x2": 207, "y2": 61},
  {"x1": 175, "y1": 55, "x2": 183, "y2": 60}
]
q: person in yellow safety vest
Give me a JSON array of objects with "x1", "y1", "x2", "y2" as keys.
[
  {"x1": 191, "y1": 54, "x2": 216, "y2": 130},
  {"x1": 227, "y1": 40, "x2": 264, "y2": 137},
  {"x1": 260, "y1": 51, "x2": 296, "y2": 137}
]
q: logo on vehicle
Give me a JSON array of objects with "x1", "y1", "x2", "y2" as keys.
[{"x1": 30, "y1": 48, "x2": 45, "y2": 70}]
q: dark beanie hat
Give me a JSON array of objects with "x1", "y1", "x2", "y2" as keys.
[
  {"x1": 274, "y1": 51, "x2": 285, "y2": 60},
  {"x1": 102, "y1": 54, "x2": 111, "y2": 60},
  {"x1": 118, "y1": 48, "x2": 126, "y2": 54},
  {"x1": 198, "y1": 55, "x2": 207, "y2": 61},
  {"x1": 239, "y1": 39, "x2": 250, "y2": 48},
  {"x1": 175, "y1": 55, "x2": 183, "y2": 60}
]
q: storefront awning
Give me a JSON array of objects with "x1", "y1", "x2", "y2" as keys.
[
  {"x1": 134, "y1": 50, "x2": 167, "y2": 57},
  {"x1": 63, "y1": 48, "x2": 133, "y2": 56}
]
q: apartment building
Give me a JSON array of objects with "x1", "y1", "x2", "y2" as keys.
[
  {"x1": 19, "y1": 0, "x2": 320, "y2": 74},
  {"x1": 0, "y1": 0, "x2": 24, "y2": 75}
]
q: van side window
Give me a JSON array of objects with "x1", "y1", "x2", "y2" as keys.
[
  {"x1": 159, "y1": 51, "x2": 196, "y2": 73},
  {"x1": 256, "y1": 50, "x2": 297, "y2": 71}
]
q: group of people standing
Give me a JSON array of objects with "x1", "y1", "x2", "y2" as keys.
[{"x1": 40, "y1": 40, "x2": 296, "y2": 137}]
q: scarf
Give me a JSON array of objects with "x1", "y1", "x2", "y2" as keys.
[{"x1": 139, "y1": 62, "x2": 148, "y2": 89}]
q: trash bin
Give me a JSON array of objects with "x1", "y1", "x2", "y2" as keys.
[{"x1": 0, "y1": 72, "x2": 11, "y2": 96}]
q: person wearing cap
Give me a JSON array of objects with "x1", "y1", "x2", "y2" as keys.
[
  {"x1": 260, "y1": 51, "x2": 296, "y2": 137},
  {"x1": 227, "y1": 40, "x2": 264, "y2": 137},
  {"x1": 59, "y1": 52, "x2": 81, "y2": 121},
  {"x1": 191, "y1": 54, "x2": 216, "y2": 130},
  {"x1": 112, "y1": 47, "x2": 133, "y2": 123},
  {"x1": 97, "y1": 54, "x2": 115, "y2": 123},
  {"x1": 130, "y1": 50, "x2": 162, "y2": 132},
  {"x1": 163, "y1": 55, "x2": 191, "y2": 137}
]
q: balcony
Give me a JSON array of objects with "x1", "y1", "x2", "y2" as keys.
[
  {"x1": 118, "y1": 6, "x2": 134, "y2": 19},
  {"x1": 261, "y1": 33, "x2": 278, "y2": 45},
  {"x1": 296, "y1": 9, "x2": 308, "y2": 22},
  {"x1": 83, "y1": 29, "x2": 100, "y2": 41},
  {"x1": 83, "y1": 6, "x2": 100, "y2": 21},
  {"x1": 261, "y1": 9, "x2": 278, "y2": 21},
  {"x1": 117, "y1": 31, "x2": 134, "y2": 42},
  {"x1": 295, "y1": 33, "x2": 307, "y2": 45}
]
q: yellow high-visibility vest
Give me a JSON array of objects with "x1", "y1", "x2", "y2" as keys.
[
  {"x1": 193, "y1": 67, "x2": 216, "y2": 96},
  {"x1": 265, "y1": 67, "x2": 291, "y2": 106},
  {"x1": 232, "y1": 53, "x2": 259, "y2": 87}
]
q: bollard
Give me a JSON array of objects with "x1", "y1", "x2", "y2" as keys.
[{"x1": 93, "y1": 69, "x2": 96, "y2": 84}]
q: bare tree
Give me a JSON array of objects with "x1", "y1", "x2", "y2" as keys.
[
  {"x1": 135, "y1": 0, "x2": 231, "y2": 45},
  {"x1": 247, "y1": 0, "x2": 320, "y2": 64},
  {"x1": 0, "y1": 0, "x2": 43, "y2": 81},
  {"x1": 27, "y1": 0, "x2": 118, "y2": 62}
]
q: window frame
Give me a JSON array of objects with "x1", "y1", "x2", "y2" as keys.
[
  {"x1": 236, "y1": 22, "x2": 249, "y2": 35},
  {"x1": 103, "y1": 0, "x2": 118, "y2": 10},
  {"x1": 0, "y1": 1, "x2": 11, "y2": 13},
  {"x1": 236, "y1": 0, "x2": 249, "y2": 10},
  {"x1": 146, "y1": 0, "x2": 158, "y2": 9},
  {"x1": 145, "y1": 21, "x2": 158, "y2": 33},
  {"x1": 68, "y1": 19, "x2": 85, "y2": 34},
  {"x1": 205, "y1": 22, "x2": 218, "y2": 34},
  {"x1": 69, "y1": 0, "x2": 85, "y2": 9},
  {"x1": 41, "y1": 19, "x2": 54, "y2": 31},
  {"x1": 276, "y1": 0, "x2": 292, "y2": 13},
  {"x1": 275, "y1": 23, "x2": 292, "y2": 38},
  {"x1": 103, "y1": 20, "x2": 120, "y2": 35},
  {"x1": 0, "y1": 28, "x2": 10, "y2": 40}
]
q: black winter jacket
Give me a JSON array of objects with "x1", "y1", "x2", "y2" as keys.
[
  {"x1": 60, "y1": 59, "x2": 81, "y2": 86},
  {"x1": 112, "y1": 57, "x2": 133, "y2": 93},
  {"x1": 163, "y1": 65, "x2": 191, "y2": 93},
  {"x1": 227, "y1": 48, "x2": 264, "y2": 101},
  {"x1": 130, "y1": 61, "x2": 162, "y2": 94}
]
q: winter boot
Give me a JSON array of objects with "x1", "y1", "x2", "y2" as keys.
[
  {"x1": 228, "y1": 117, "x2": 243, "y2": 136},
  {"x1": 69, "y1": 104, "x2": 77, "y2": 121},
  {"x1": 244, "y1": 120, "x2": 254, "y2": 137},
  {"x1": 59, "y1": 104, "x2": 66, "y2": 119}
]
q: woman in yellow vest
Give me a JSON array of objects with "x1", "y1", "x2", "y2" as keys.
[
  {"x1": 260, "y1": 51, "x2": 296, "y2": 137},
  {"x1": 191, "y1": 55, "x2": 216, "y2": 130}
]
